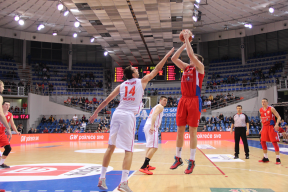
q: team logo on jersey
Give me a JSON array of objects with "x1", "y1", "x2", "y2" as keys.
[
  {"x1": 7, "y1": 116, "x2": 10, "y2": 120},
  {"x1": 267, "y1": 111, "x2": 270, "y2": 114},
  {"x1": 0, "y1": 163, "x2": 113, "y2": 181}
]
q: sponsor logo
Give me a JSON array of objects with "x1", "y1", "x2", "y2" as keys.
[
  {"x1": 69, "y1": 134, "x2": 104, "y2": 141},
  {"x1": 21, "y1": 136, "x2": 40, "y2": 143},
  {"x1": 75, "y1": 148, "x2": 145, "y2": 153},
  {"x1": 0, "y1": 163, "x2": 113, "y2": 182},
  {"x1": 206, "y1": 154, "x2": 244, "y2": 162}
]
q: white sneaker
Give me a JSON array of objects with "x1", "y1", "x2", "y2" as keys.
[
  {"x1": 98, "y1": 178, "x2": 108, "y2": 190},
  {"x1": 118, "y1": 181, "x2": 133, "y2": 192}
]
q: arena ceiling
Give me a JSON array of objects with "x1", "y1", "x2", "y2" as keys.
[{"x1": 0, "y1": 0, "x2": 288, "y2": 65}]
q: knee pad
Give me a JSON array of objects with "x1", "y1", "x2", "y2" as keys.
[
  {"x1": 272, "y1": 142, "x2": 279, "y2": 152},
  {"x1": 261, "y1": 141, "x2": 267, "y2": 150},
  {"x1": 3, "y1": 145, "x2": 11, "y2": 156}
]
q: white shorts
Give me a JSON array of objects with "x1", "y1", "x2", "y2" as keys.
[
  {"x1": 144, "y1": 124, "x2": 158, "y2": 148},
  {"x1": 108, "y1": 109, "x2": 136, "y2": 152}
]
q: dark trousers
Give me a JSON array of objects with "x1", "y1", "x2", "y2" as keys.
[{"x1": 234, "y1": 127, "x2": 249, "y2": 156}]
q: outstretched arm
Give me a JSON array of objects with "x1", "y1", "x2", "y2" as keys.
[
  {"x1": 89, "y1": 85, "x2": 120, "y2": 123},
  {"x1": 141, "y1": 47, "x2": 174, "y2": 86},
  {"x1": 184, "y1": 31, "x2": 204, "y2": 74},
  {"x1": 171, "y1": 44, "x2": 190, "y2": 70}
]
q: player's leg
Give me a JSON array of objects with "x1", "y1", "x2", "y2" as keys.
[
  {"x1": 259, "y1": 126, "x2": 270, "y2": 162},
  {"x1": 183, "y1": 126, "x2": 197, "y2": 174},
  {"x1": 0, "y1": 145, "x2": 12, "y2": 168},
  {"x1": 170, "y1": 125, "x2": 185, "y2": 169},
  {"x1": 118, "y1": 151, "x2": 133, "y2": 192},
  {"x1": 272, "y1": 142, "x2": 281, "y2": 164}
]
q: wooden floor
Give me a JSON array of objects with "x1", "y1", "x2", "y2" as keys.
[{"x1": 1, "y1": 138, "x2": 288, "y2": 192}]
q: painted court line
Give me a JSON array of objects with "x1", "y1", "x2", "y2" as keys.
[{"x1": 197, "y1": 147, "x2": 226, "y2": 175}]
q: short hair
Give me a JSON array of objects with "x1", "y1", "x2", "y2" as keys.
[
  {"x1": 2, "y1": 101, "x2": 10, "y2": 105},
  {"x1": 236, "y1": 105, "x2": 242, "y2": 109},
  {"x1": 160, "y1": 96, "x2": 167, "y2": 100},
  {"x1": 0, "y1": 80, "x2": 3, "y2": 85},
  {"x1": 195, "y1": 54, "x2": 204, "y2": 63},
  {"x1": 262, "y1": 98, "x2": 268, "y2": 102},
  {"x1": 124, "y1": 65, "x2": 134, "y2": 80}
]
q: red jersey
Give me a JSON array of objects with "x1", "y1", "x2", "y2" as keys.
[
  {"x1": 0, "y1": 112, "x2": 12, "y2": 134},
  {"x1": 259, "y1": 106, "x2": 276, "y2": 126},
  {"x1": 181, "y1": 66, "x2": 204, "y2": 97}
]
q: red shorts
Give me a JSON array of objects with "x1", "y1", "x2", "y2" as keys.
[
  {"x1": 0, "y1": 133, "x2": 9, "y2": 147},
  {"x1": 176, "y1": 96, "x2": 201, "y2": 127},
  {"x1": 261, "y1": 125, "x2": 279, "y2": 142},
  {"x1": 278, "y1": 127, "x2": 285, "y2": 133}
]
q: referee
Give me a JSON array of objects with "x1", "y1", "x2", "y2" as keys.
[{"x1": 230, "y1": 105, "x2": 250, "y2": 159}]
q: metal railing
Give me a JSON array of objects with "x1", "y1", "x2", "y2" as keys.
[
  {"x1": 2, "y1": 86, "x2": 27, "y2": 96},
  {"x1": 31, "y1": 88, "x2": 105, "y2": 96},
  {"x1": 279, "y1": 80, "x2": 288, "y2": 89}
]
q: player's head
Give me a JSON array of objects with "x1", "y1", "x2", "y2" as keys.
[
  {"x1": 2, "y1": 101, "x2": 10, "y2": 111},
  {"x1": 0, "y1": 80, "x2": 4, "y2": 93},
  {"x1": 262, "y1": 98, "x2": 268, "y2": 107},
  {"x1": 236, "y1": 105, "x2": 242, "y2": 114},
  {"x1": 159, "y1": 96, "x2": 168, "y2": 107},
  {"x1": 190, "y1": 54, "x2": 204, "y2": 66},
  {"x1": 124, "y1": 65, "x2": 139, "y2": 79}
]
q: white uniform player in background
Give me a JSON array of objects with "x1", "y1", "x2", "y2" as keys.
[
  {"x1": 139, "y1": 96, "x2": 167, "y2": 175},
  {"x1": 89, "y1": 47, "x2": 174, "y2": 192}
]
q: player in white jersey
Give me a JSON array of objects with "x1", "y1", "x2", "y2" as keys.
[
  {"x1": 89, "y1": 47, "x2": 174, "y2": 192},
  {"x1": 139, "y1": 96, "x2": 167, "y2": 175}
]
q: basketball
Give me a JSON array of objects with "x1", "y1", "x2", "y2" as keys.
[{"x1": 179, "y1": 29, "x2": 192, "y2": 42}]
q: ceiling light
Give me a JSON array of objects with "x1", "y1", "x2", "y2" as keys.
[
  {"x1": 192, "y1": 35, "x2": 195, "y2": 38},
  {"x1": 37, "y1": 24, "x2": 44, "y2": 30},
  {"x1": 73, "y1": 33, "x2": 77, "y2": 38},
  {"x1": 194, "y1": 4, "x2": 199, "y2": 9},
  {"x1": 244, "y1": 24, "x2": 252, "y2": 28},
  {"x1": 74, "y1": 21, "x2": 80, "y2": 28},
  {"x1": 90, "y1": 37, "x2": 95, "y2": 43},
  {"x1": 196, "y1": 0, "x2": 201, "y2": 3},
  {"x1": 18, "y1": 19, "x2": 24, "y2": 25},
  {"x1": 64, "y1": 10, "x2": 69, "y2": 16},
  {"x1": 57, "y1": 3, "x2": 64, "y2": 11},
  {"x1": 269, "y1": 7, "x2": 274, "y2": 13},
  {"x1": 193, "y1": 16, "x2": 197, "y2": 22},
  {"x1": 14, "y1": 15, "x2": 20, "y2": 21},
  {"x1": 224, "y1": 26, "x2": 228, "y2": 30},
  {"x1": 104, "y1": 51, "x2": 108, "y2": 56},
  {"x1": 53, "y1": 31, "x2": 57, "y2": 36}
]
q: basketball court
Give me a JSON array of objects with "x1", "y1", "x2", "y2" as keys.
[{"x1": 0, "y1": 139, "x2": 287, "y2": 192}]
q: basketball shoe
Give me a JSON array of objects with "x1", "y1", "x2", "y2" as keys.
[
  {"x1": 258, "y1": 157, "x2": 269, "y2": 163},
  {"x1": 98, "y1": 178, "x2": 108, "y2": 190},
  {"x1": 170, "y1": 156, "x2": 183, "y2": 169},
  {"x1": 184, "y1": 159, "x2": 196, "y2": 174},
  {"x1": 118, "y1": 181, "x2": 133, "y2": 192}
]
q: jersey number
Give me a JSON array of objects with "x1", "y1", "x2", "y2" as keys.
[{"x1": 125, "y1": 86, "x2": 136, "y2": 97}]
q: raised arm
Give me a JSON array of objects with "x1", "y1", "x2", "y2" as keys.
[
  {"x1": 171, "y1": 44, "x2": 190, "y2": 70},
  {"x1": 141, "y1": 47, "x2": 174, "y2": 87},
  {"x1": 89, "y1": 85, "x2": 120, "y2": 123},
  {"x1": 183, "y1": 31, "x2": 204, "y2": 74}
]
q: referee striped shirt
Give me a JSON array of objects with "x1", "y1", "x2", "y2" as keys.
[{"x1": 231, "y1": 113, "x2": 249, "y2": 127}]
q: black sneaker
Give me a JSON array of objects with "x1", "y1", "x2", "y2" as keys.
[
  {"x1": 234, "y1": 155, "x2": 239, "y2": 159},
  {"x1": 0, "y1": 163, "x2": 10, "y2": 168},
  {"x1": 258, "y1": 157, "x2": 269, "y2": 163},
  {"x1": 276, "y1": 158, "x2": 281, "y2": 165},
  {"x1": 245, "y1": 155, "x2": 249, "y2": 159}
]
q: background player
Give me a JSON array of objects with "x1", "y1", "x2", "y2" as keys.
[
  {"x1": 170, "y1": 30, "x2": 205, "y2": 174},
  {"x1": 139, "y1": 96, "x2": 167, "y2": 175},
  {"x1": 0, "y1": 81, "x2": 20, "y2": 168},
  {"x1": 259, "y1": 98, "x2": 281, "y2": 164},
  {"x1": 89, "y1": 48, "x2": 174, "y2": 192}
]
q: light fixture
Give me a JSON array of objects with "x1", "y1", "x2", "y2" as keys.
[
  {"x1": 73, "y1": 33, "x2": 77, "y2": 38},
  {"x1": 74, "y1": 21, "x2": 80, "y2": 28},
  {"x1": 224, "y1": 25, "x2": 228, "y2": 30},
  {"x1": 269, "y1": 7, "x2": 274, "y2": 13},
  {"x1": 18, "y1": 19, "x2": 24, "y2": 25},
  {"x1": 104, "y1": 51, "x2": 108, "y2": 56},
  {"x1": 193, "y1": 16, "x2": 197, "y2": 22},
  {"x1": 90, "y1": 37, "x2": 95, "y2": 43},
  {"x1": 37, "y1": 24, "x2": 45, "y2": 30},
  {"x1": 244, "y1": 24, "x2": 252, "y2": 28},
  {"x1": 57, "y1": 3, "x2": 64, "y2": 11},
  {"x1": 194, "y1": 4, "x2": 199, "y2": 9},
  {"x1": 64, "y1": 10, "x2": 69, "y2": 16},
  {"x1": 52, "y1": 31, "x2": 57, "y2": 36},
  {"x1": 14, "y1": 15, "x2": 20, "y2": 21},
  {"x1": 192, "y1": 35, "x2": 195, "y2": 38},
  {"x1": 196, "y1": 0, "x2": 201, "y2": 3}
]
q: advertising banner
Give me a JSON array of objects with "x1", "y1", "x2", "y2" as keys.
[{"x1": 161, "y1": 132, "x2": 234, "y2": 140}]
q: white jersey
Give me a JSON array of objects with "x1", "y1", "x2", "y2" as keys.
[
  {"x1": 116, "y1": 78, "x2": 144, "y2": 114},
  {"x1": 145, "y1": 104, "x2": 164, "y2": 128}
]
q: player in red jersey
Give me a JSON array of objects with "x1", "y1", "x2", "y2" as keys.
[
  {"x1": 170, "y1": 30, "x2": 205, "y2": 174},
  {"x1": 259, "y1": 98, "x2": 281, "y2": 164},
  {"x1": 0, "y1": 81, "x2": 21, "y2": 169}
]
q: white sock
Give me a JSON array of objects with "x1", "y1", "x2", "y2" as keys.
[
  {"x1": 264, "y1": 153, "x2": 268, "y2": 158},
  {"x1": 0, "y1": 158, "x2": 5, "y2": 165},
  {"x1": 100, "y1": 167, "x2": 107, "y2": 179},
  {"x1": 276, "y1": 155, "x2": 280, "y2": 159},
  {"x1": 121, "y1": 170, "x2": 129, "y2": 183},
  {"x1": 190, "y1": 149, "x2": 196, "y2": 160},
  {"x1": 176, "y1": 147, "x2": 182, "y2": 158}
]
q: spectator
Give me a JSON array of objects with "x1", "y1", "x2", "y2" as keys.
[
  {"x1": 207, "y1": 100, "x2": 211, "y2": 108},
  {"x1": 87, "y1": 129, "x2": 92, "y2": 133},
  {"x1": 250, "y1": 119, "x2": 255, "y2": 127},
  {"x1": 80, "y1": 121, "x2": 86, "y2": 130},
  {"x1": 212, "y1": 126, "x2": 217, "y2": 131},
  {"x1": 74, "y1": 128, "x2": 80, "y2": 133},
  {"x1": 104, "y1": 117, "x2": 109, "y2": 125},
  {"x1": 34, "y1": 129, "x2": 38, "y2": 133},
  {"x1": 226, "y1": 126, "x2": 231, "y2": 131},
  {"x1": 59, "y1": 118, "x2": 64, "y2": 125},
  {"x1": 53, "y1": 128, "x2": 59, "y2": 133},
  {"x1": 17, "y1": 124, "x2": 23, "y2": 134},
  {"x1": 280, "y1": 120, "x2": 287, "y2": 129},
  {"x1": 73, "y1": 114, "x2": 78, "y2": 121},
  {"x1": 22, "y1": 102, "x2": 28, "y2": 113},
  {"x1": 92, "y1": 97, "x2": 97, "y2": 104},
  {"x1": 48, "y1": 115, "x2": 55, "y2": 122},
  {"x1": 70, "y1": 119, "x2": 76, "y2": 126},
  {"x1": 43, "y1": 127, "x2": 49, "y2": 133},
  {"x1": 28, "y1": 128, "x2": 34, "y2": 134},
  {"x1": 208, "y1": 94, "x2": 213, "y2": 101},
  {"x1": 106, "y1": 115, "x2": 111, "y2": 120},
  {"x1": 41, "y1": 116, "x2": 46, "y2": 123},
  {"x1": 219, "y1": 127, "x2": 223, "y2": 131},
  {"x1": 242, "y1": 78, "x2": 247, "y2": 87},
  {"x1": 82, "y1": 115, "x2": 87, "y2": 122},
  {"x1": 203, "y1": 125, "x2": 207, "y2": 132},
  {"x1": 219, "y1": 114, "x2": 224, "y2": 121}
]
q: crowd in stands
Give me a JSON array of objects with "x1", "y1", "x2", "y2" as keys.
[
  {"x1": 201, "y1": 93, "x2": 241, "y2": 109},
  {"x1": 34, "y1": 114, "x2": 111, "y2": 133},
  {"x1": 63, "y1": 72, "x2": 103, "y2": 91},
  {"x1": 2, "y1": 80, "x2": 31, "y2": 95},
  {"x1": 7, "y1": 103, "x2": 28, "y2": 114},
  {"x1": 105, "y1": 69, "x2": 112, "y2": 90}
]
